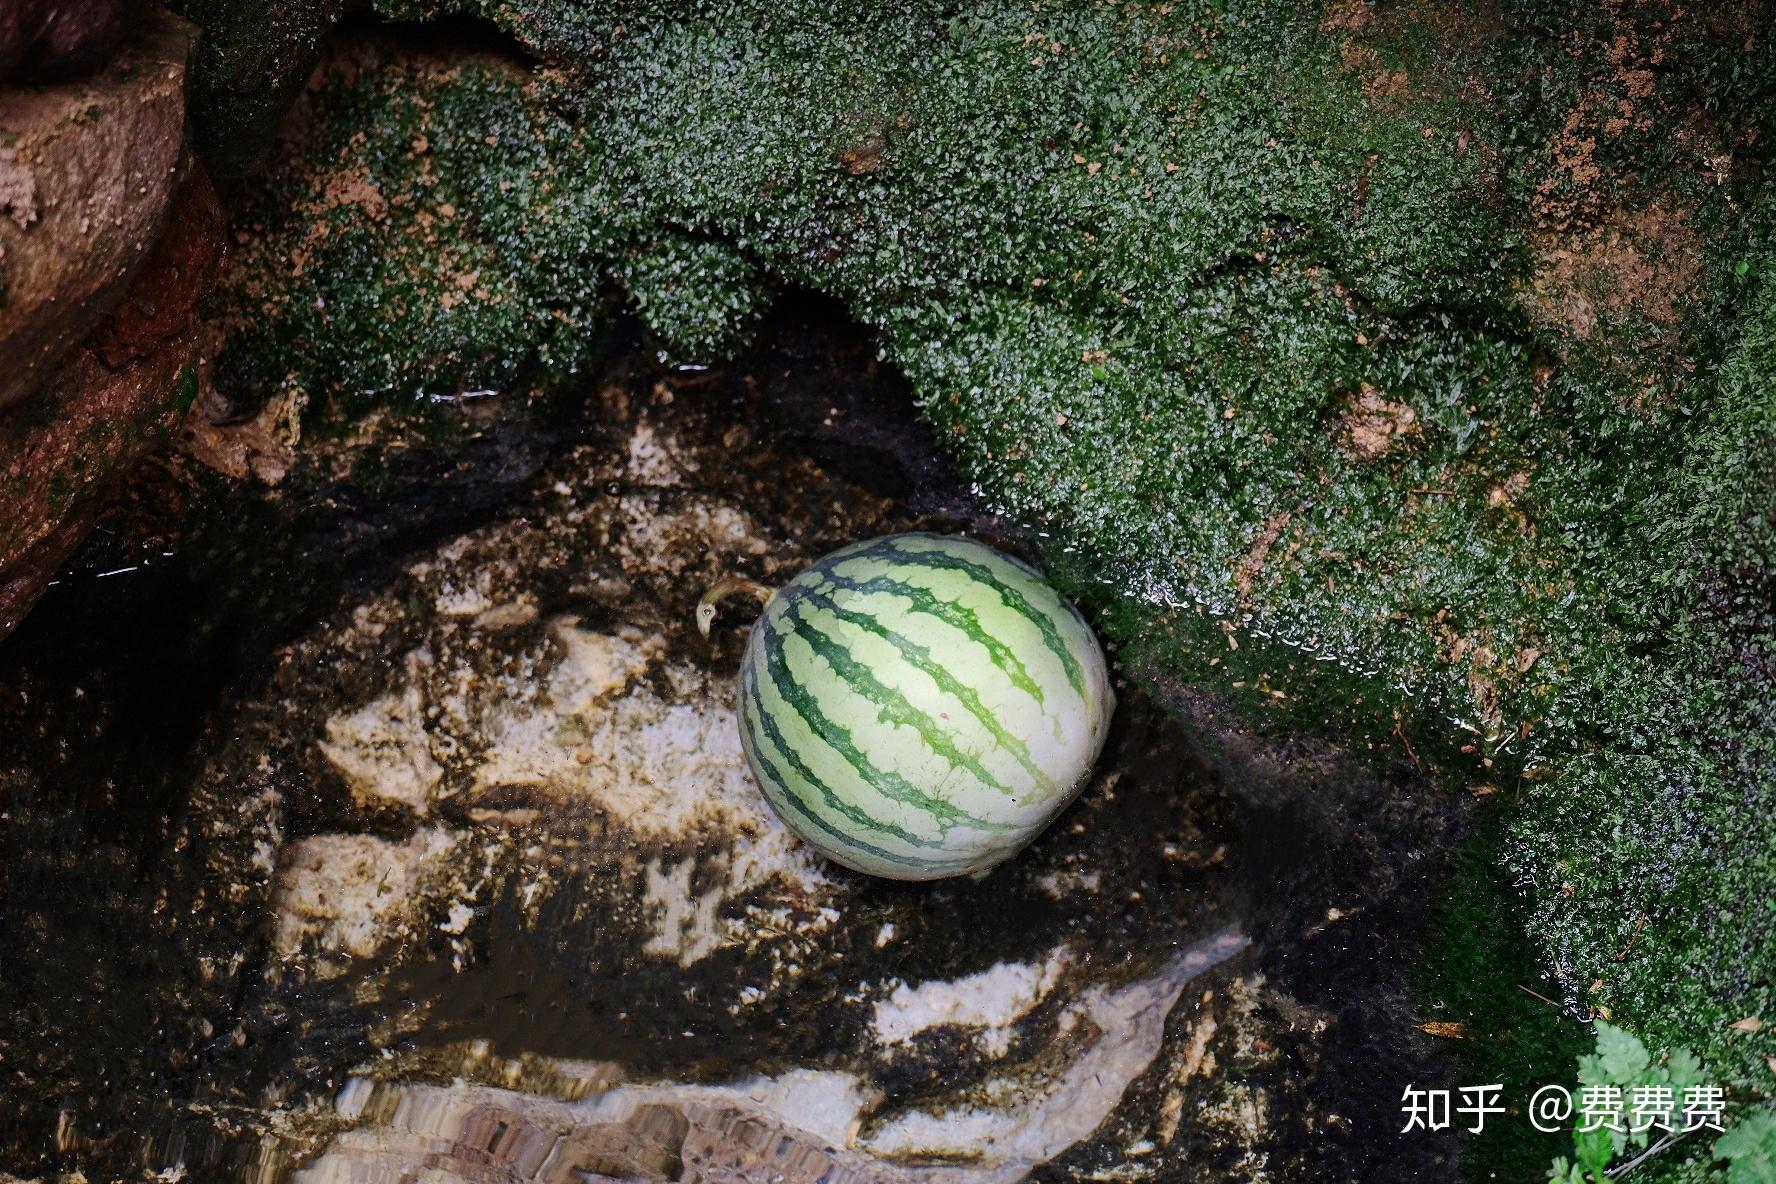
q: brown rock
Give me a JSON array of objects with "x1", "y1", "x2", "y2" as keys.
[
  {"x1": 0, "y1": 166, "x2": 224, "y2": 641},
  {"x1": 0, "y1": 8, "x2": 195, "y2": 412},
  {"x1": 1524, "y1": 199, "x2": 1703, "y2": 349},
  {"x1": 0, "y1": 0, "x2": 138, "y2": 83},
  {"x1": 0, "y1": 504, "x2": 92, "y2": 638},
  {"x1": 91, "y1": 165, "x2": 223, "y2": 367},
  {"x1": 179, "y1": 382, "x2": 299, "y2": 484}
]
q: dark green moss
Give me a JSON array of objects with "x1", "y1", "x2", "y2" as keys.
[
  {"x1": 212, "y1": 47, "x2": 618, "y2": 420},
  {"x1": 1418, "y1": 808, "x2": 1592, "y2": 1179},
  {"x1": 1512, "y1": 220, "x2": 1776, "y2": 1088},
  {"x1": 616, "y1": 233, "x2": 773, "y2": 363},
  {"x1": 198, "y1": 0, "x2": 1776, "y2": 1100}
]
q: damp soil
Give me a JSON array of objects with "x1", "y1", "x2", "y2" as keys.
[{"x1": 0, "y1": 298, "x2": 1471, "y2": 1182}]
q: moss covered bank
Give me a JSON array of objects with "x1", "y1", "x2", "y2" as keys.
[{"x1": 173, "y1": 0, "x2": 1775, "y2": 1165}]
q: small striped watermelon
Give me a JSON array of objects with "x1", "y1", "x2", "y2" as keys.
[{"x1": 735, "y1": 533, "x2": 1114, "y2": 880}]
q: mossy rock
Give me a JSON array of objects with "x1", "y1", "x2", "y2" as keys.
[{"x1": 188, "y1": 0, "x2": 1776, "y2": 1101}]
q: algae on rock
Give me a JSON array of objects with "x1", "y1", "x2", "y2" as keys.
[{"x1": 192, "y1": 0, "x2": 1776, "y2": 1097}]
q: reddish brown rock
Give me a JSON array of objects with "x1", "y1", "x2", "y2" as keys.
[
  {"x1": 0, "y1": 504, "x2": 92, "y2": 638},
  {"x1": 0, "y1": 8, "x2": 195, "y2": 412},
  {"x1": 0, "y1": 0, "x2": 138, "y2": 83},
  {"x1": 0, "y1": 167, "x2": 225, "y2": 641}
]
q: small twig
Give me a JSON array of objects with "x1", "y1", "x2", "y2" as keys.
[
  {"x1": 1394, "y1": 720, "x2": 1423, "y2": 771},
  {"x1": 1518, "y1": 984, "x2": 1561, "y2": 1009},
  {"x1": 1614, "y1": 911, "x2": 1649, "y2": 962},
  {"x1": 1608, "y1": 1131, "x2": 1683, "y2": 1179}
]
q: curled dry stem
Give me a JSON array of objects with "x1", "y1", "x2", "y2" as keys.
[{"x1": 696, "y1": 575, "x2": 774, "y2": 638}]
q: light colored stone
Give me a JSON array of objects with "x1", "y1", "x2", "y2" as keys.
[
  {"x1": 319, "y1": 670, "x2": 443, "y2": 814},
  {"x1": 863, "y1": 931, "x2": 1248, "y2": 1166},
  {"x1": 281, "y1": 932, "x2": 1248, "y2": 1184},
  {"x1": 270, "y1": 829, "x2": 459, "y2": 967},
  {"x1": 872, "y1": 948, "x2": 1072, "y2": 1056}
]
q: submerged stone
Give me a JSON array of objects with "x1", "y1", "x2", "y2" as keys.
[{"x1": 0, "y1": 325, "x2": 1468, "y2": 1180}]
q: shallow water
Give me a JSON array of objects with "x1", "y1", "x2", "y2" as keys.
[{"x1": 0, "y1": 307, "x2": 1470, "y2": 1183}]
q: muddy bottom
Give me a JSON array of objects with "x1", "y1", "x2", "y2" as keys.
[{"x1": 0, "y1": 304, "x2": 1467, "y2": 1182}]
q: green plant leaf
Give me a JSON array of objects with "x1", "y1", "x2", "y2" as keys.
[
  {"x1": 1548, "y1": 1155, "x2": 1587, "y2": 1184},
  {"x1": 1575, "y1": 1126, "x2": 1616, "y2": 1180},
  {"x1": 1716, "y1": 1110, "x2": 1776, "y2": 1184},
  {"x1": 1595, "y1": 1022, "x2": 1652, "y2": 1082},
  {"x1": 1665, "y1": 1047, "x2": 1706, "y2": 1090}
]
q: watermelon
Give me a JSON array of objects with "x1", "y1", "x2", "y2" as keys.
[{"x1": 734, "y1": 533, "x2": 1114, "y2": 880}]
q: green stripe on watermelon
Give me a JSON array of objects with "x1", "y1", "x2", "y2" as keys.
[
  {"x1": 795, "y1": 584, "x2": 1055, "y2": 795},
  {"x1": 775, "y1": 596, "x2": 1020, "y2": 802},
  {"x1": 846, "y1": 535, "x2": 1089, "y2": 697},
  {"x1": 819, "y1": 568, "x2": 1048, "y2": 706},
  {"x1": 757, "y1": 615, "x2": 1008, "y2": 833},
  {"x1": 739, "y1": 664, "x2": 967, "y2": 871}
]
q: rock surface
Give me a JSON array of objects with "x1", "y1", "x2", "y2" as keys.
[
  {"x1": 0, "y1": 165, "x2": 224, "y2": 638},
  {"x1": 287, "y1": 936, "x2": 1246, "y2": 1184},
  {"x1": 182, "y1": 388, "x2": 1246, "y2": 1181},
  {"x1": 170, "y1": 0, "x2": 344, "y2": 178},
  {"x1": 0, "y1": 0, "x2": 137, "y2": 83},
  {"x1": 0, "y1": 7, "x2": 195, "y2": 411}
]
